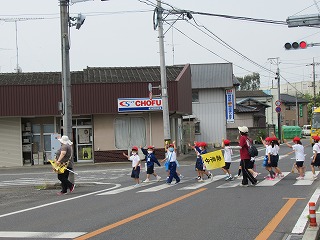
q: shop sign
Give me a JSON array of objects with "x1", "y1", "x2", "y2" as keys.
[{"x1": 118, "y1": 98, "x2": 163, "y2": 112}]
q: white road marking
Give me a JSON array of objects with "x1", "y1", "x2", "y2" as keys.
[
  {"x1": 0, "y1": 231, "x2": 86, "y2": 238},
  {"x1": 256, "y1": 172, "x2": 290, "y2": 186},
  {"x1": 0, "y1": 183, "x2": 121, "y2": 219},
  {"x1": 178, "y1": 175, "x2": 225, "y2": 190},
  {"x1": 291, "y1": 187, "x2": 320, "y2": 234}
]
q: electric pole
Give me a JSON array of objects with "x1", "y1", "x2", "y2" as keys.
[
  {"x1": 156, "y1": 0, "x2": 171, "y2": 143},
  {"x1": 307, "y1": 58, "x2": 320, "y2": 109},
  {"x1": 276, "y1": 60, "x2": 282, "y2": 142},
  {"x1": 60, "y1": 0, "x2": 72, "y2": 140}
]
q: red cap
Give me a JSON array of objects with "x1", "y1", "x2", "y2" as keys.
[
  {"x1": 198, "y1": 142, "x2": 207, "y2": 147},
  {"x1": 265, "y1": 137, "x2": 272, "y2": 142},
  {"x1": 169, "y1": 143, "x2": 174, "y2": 147},
  {"x1": 293, "y1": 136, "x2": 300, "y2": 142},
  {"x1": 223, "y1": 139, "x2": 230, "y2": 145},
  {"x1": 132, "y1": 146, "x2": 138, "y2": 151},
  {"x1": 313, "y1": 136, "x2": 320, "y2": 141},
  {"x1": 270, "y1": 137, "x2": 278, "y2": 141},
  {"x1": 147, "y1": 146, "x2": 154, "y2": 150}
]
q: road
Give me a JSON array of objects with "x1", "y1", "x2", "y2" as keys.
[{"x1": 0, "y1": 139, "x2": 319, "y2": 240}]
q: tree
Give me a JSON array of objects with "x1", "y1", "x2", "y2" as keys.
[
  {"x1": 301, "y1": 93, "x2": 320, "y2": 122},
  {"x1": 236, "y1": 72, "x2": 260, "y2": 90}
]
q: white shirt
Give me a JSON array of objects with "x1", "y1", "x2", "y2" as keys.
[
  {"x1": 129, "y1": 154, "x2": 141, "y2": 167},
  {"x1": 266, "y1": 145, "x2": 272, "y2": 155},
  {"x1": 224, "y1": 146, "x2": 233, "y2": 163},
  {"x1": 292, "y1": 144, "x2": 305, "y2": 161},
  {"x1": 167, "y1": 151, "x2": 177, "y2": 162},
  {"x1": 313, "y1": 143, "x2": 320, "y2": 154}
]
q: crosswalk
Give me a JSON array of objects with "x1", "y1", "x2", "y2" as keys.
[{"x1": 95, "y1": 171, "x2": 319, "y2": 196}]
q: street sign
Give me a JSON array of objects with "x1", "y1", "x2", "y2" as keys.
[
  {"x1": 275, "y1": 106, "x2": 281, "y2": 113},
  {"x1": 275, "y1": 100, "x2": 281, "y2": 106}
]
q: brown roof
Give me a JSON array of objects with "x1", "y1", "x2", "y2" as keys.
[{"x1": 0, "y1": 66, "x2": 184, "y2": 85}]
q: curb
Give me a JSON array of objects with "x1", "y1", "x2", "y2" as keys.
[{"x1": 302, "y1": 207, "x2": 320, "y2": 240}]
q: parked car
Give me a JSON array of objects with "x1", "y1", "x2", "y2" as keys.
[{"x1": 302, "y1": 125, "x2": 311, "y2": 136}]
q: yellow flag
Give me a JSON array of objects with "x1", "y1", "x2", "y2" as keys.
[
  {"x1": 201, "y1": 150, "x2": 225, "y2": 170},
  {"x1": 48, "y1": 160, "x2": 67, "y2": 174}
]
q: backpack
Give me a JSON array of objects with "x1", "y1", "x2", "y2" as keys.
[{"x1": 246, "y1": 138, "x2": 259, "y2": 157}]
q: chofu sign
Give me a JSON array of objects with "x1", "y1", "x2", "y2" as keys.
[
  {"x1": 118, "y1": 98, "x2": 163, "y2": 112},
  {"x1": 201, "y1": 150, "x2": 225, "y2": 170}
]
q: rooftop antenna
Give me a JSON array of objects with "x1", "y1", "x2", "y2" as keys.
[{"x1": 0, "y1": 17, "x2": 45, "y2": 73}]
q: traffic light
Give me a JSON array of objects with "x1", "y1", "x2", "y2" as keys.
[{"x1": 284, "y1": 41, "x2": 307, "y2": 50}]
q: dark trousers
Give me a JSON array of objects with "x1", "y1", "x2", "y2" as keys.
[
  {"x1": 57, "y1": 168, "x2": 73, "y2": 193},
  {"x1": 240, "y1": 160, "x2": 257, "y2": 185},
  {"x1": 167, "y1": 162, "x2": 180, "y2": 183}
]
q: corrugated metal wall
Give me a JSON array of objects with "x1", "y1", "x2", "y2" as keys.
[
  {"x1": 193, "y1": 89, "x2": 226, "y2": 145},
  {"x1": 0, "y1": 117, "x2": 22, "y2": 167}
]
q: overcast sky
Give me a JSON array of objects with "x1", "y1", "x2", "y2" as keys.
[{"x1": 0, "y1": 0, "x2": 319, "y2": 89}]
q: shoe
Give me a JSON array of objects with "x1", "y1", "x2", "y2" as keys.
[
  {"x1": 57, "y1": 191, "x2": 67, "y2": 196},
  {"x1": 252, "y1": 172, "x2": 258, "y2": 178},
  {"x1": 179, "y1": 175, "x2": 184, "y2": 179},
  {"x1": 252, "y1": 180, "x2": 259, "y2": 186},
  {"x1": 313, "y1": 175, "x2": 318, "y2": 180},
  {"x1": 266, "y1": 177, "x2": 275, "y2": 180},
  {"x1": 69, "y1": 184, "x2": 75, "y2": 193},
  {"x1": 134, "y1": 184, "x2": 141, "y2": 188},
  {"x1": 229, "y1": 177, "x2": 234, "y2": 181},
  {"x1": 156, "y1": 176, "x2": 161, "y2": 181},
  {"x1": 237, "y1": 176, "x2": 243, "y2": 180},
  {"x1": 208, "y1": 173, "x2": 212, "y2": 179},
  {"x1": 166, "y1": 182, "x2": 171, "y2": 185},
  {"x1": 143, "y1": 179, "x2": 150, "y2": 183},
  {"x1": 225, "y1": 176, "x2": 231, "y2": 181},
  {"x1": 240, "y1": 184, "x2": 248, "y2": 187},
  {"x1": 296, "y1": 176, "x2": 304, "y2": 180},
  {"x1": 175, "y1": 181, "x2": 180, "y2": 184},
  {"x1": 278, "y1": 174, "x2": 284, "y2": 179},
  {"x1": 197, "y1": 176, "x2": 201, "y2": 180},
  {"x1": 198, "y1": 178, "x2": 204, "y2": 182}
]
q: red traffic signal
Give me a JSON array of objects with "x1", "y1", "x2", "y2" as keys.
[{"x1": 284, "y1": 41, "x2": 307, "y2": 50}]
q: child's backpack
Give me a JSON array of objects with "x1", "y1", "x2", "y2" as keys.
[{"x1": 246, "y1": 138, "x2": 259, "y2": 157}]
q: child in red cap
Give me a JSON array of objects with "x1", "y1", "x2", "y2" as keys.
[
  {"x1": 140, "y1": 145, "x2": 161, "y2": 182},
  {"x1": 284, "y1": 137, "x2": 305, "y2": 180},
  {"x1": 123, "y1": 146, "x2": 141, "y2": 187}
]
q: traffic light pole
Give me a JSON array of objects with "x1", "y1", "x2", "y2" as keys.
[
  {"x1": 156, "y1": 0, "x2": 171, "y2": 143},
  {"x1": 60, "y1": 0, "x2": 73, "y2": 140}
]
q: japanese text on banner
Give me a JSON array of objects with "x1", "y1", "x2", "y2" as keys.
[{"x1": 201, "y1": 150, "x2": 225, "y2": 170}]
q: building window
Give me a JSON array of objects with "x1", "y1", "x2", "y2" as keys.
[
  {"x1": 195, "y1": 122, "x2": 200, "y2": 134},
  {"x1": 114, "y1": 117, "x2": 146, "y2": 149},
  {"x1": 192, "y1": 90, "x2": 199, "y2": 103}
]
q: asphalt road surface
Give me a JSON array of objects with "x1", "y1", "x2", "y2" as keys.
[{"x1": 0, "y1": 139, "x2": 319, "y2": 240}]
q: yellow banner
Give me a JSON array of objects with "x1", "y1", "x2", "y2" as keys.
[
  {"x1": 201, "y1": 150, "x2": 225, "y2": 170},
  {"x1": 48, "y1": 160, "x2": 67, "y2": 174}
]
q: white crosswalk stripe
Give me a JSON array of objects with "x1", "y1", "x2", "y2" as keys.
[
  {"x1": 256, "y1": 172, "x2": 291, "y2": 186},
  {"x1": 293, "y1": 171, "x2": 319, "y2": 186},
  {"x1": 178, "y1": 175, "x2": 225, "y2": 190},
  {"x1": 0, "y1": 231, "x2": 86, "y2": 238}
]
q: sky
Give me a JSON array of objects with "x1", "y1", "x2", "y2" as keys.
[{"x1": 0, "y1": 0, "x2": 319, "y2": 89}]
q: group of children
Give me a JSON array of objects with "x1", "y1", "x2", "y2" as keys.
[
  {"x1": 122, "y1": 134, "x2": 320, "y2": 187},
  {"x1": 122, "y1": 142, "x2": 182, "y2": 187}
]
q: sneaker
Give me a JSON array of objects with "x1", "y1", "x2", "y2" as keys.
[
  {"x1": 57, "y1": 191, "x2": 67, "y2": 196},
  {"x1": 143, "y1": 179, "x2": 150, "y2": 183},
  {"x1": 156, "y1": 176, "x2": 161, "y2": 181},
  {"x1": 296, "y1": 176, "x2": 304, "y2": 180},
  {"x1": 166, "y1": 182, "x2": 171, "y2": 185},
  {"x1": 198, "y1": 178, "x2": 204, "y2": 182},
  {"x1": 208, "y1": 173, "x2": 212, "y2": 179},
  {"x1": 278, "y1": 174, "x2": 284, "y2": 179},
  {"x1": 134, "y1": 184, "x2": 141, "y2": 188},
  {"x1": 237, "y1": 176, "x2": 243, "y2": 180},
  {"x1": 179, "y1": 175, "x2": 184, "y2": 179},
  {"x1": 197, "y1": 176, "x2": 201, "y2": 180},
  {"x1": 252, "y1": 180, "x2": 259, "y2": 186},
  {"x1": 252, "y1": 172, "x2": 258, "y2": 178},
  {"x1": 266, "y1": 177, "x2": 275, "y2": 180},
  {"x1": 240, "y1": 184, "x2": 248, "y2": 187},
  {"x1": 229, "y1": 177, "x2": 234, "y2": 181},
  {"x1": 175, "y1": 181, "x2": 180, "y2": 184},
  {"x1": 313, "y1": 175, "x2": 318, "y2": 180},
  {"x1": 69, "y1": 184, "x2": 75, "y2": 193}
]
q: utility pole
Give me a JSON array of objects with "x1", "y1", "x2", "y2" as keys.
[
  {"x1": 156, "y1": 0, "x2": 171, "y2": 143},
  {"x1": 307, "y1": 58, "x2": 320, "y2": 109},
  {"x1": 60, "y1": 0, "x2": 72, "y2": 140},
  {"x1": 276, "y1": 59, "x2": 282, "y2": 142}
]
